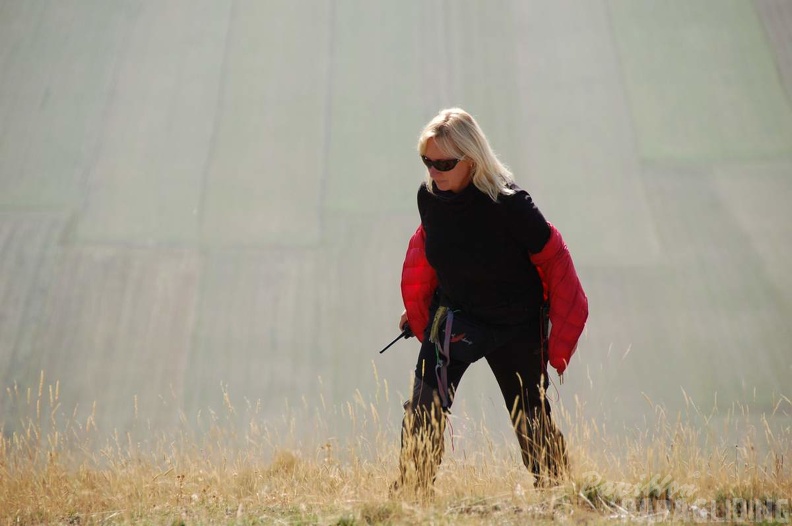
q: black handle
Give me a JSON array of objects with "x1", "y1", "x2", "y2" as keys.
[{"x1": 379, "y1": 325, "x2": 414, "y2": 354}]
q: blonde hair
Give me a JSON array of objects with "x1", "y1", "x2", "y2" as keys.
[{"x1": 417, "y1": 108, "x2": 515, "y2": 201}]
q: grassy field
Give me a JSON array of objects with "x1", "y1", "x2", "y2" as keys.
[{"x1": 2, "y1": 372, "x2": 790, "y2": 525}]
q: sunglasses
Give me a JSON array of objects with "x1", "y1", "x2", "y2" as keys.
[{"x1": 421, "y1": 155, "x2": 463, "y2": 172}]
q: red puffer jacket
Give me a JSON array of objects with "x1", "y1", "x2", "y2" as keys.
[
  {"x1": 528, "y1": 223, "x2": 588, "y2": 374},
  {"x1": 400, "y1": 222, "x2": 587, "y2": 374},
  {"x1": 400, "y1": 225, "x2": 438, "y2": 343}
]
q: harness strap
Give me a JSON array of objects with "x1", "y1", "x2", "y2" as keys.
[
  {"x1": 433, "y1": 309, "x2": 456, "y2": 451},
  {"x1": 429, "y1": 306, "x2": 453, "y2": 411},
  {"x1": 435, "y1": 309, "x2": 453, "y2": 409}
]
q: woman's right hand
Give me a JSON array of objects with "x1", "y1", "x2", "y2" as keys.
[{"x1": 398, "y1": 309, "x2": 408, "y2": 331}]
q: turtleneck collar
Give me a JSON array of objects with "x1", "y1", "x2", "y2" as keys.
[{"x1": 431, "y1": 181, "x2": 479, "y2": 204}]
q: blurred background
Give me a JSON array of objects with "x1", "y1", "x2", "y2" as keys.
[{"x1": 1, "y1": 0, "x2": 790, "y2": 446}]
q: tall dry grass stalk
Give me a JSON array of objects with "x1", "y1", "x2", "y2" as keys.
[{"x1": 1, "y1": 369, "x2": 790, "y2": 524}]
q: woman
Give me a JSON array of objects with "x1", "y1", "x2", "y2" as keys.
[{"x1": 396, "y1": 108, "x2": 588, "y2": 492}]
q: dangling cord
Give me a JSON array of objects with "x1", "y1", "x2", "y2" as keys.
[
  {"x1": 546, "y1": 373, "x2": 561, "y2": 403},
  {"x1": 540, "y1": 302, "x2": 561, "y2": 403},
  {"x1": 431, "y1": 348, "x2": 456, "y2": 451},
  {"x1": 433, "y1": 348, "x2": 449, "y2": 410},
  {"x1": 446, "y1": 412, "x2": 455, "y2": 452},
  {"x1": 441, "y1": 310, "x2": 455, "y2": 451}
]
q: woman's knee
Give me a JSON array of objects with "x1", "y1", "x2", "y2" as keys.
[{"x1": 405, "y1": 377, "x2": 442, "y2": 411}]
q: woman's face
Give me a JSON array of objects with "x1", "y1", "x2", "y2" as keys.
[{"x1": 423, "y1": 138, "x2": 472, "y2": 193}]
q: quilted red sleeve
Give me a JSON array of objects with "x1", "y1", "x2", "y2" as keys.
[
  {"x1": 530, "y1": 223, "x2": 588, "y2": 374},
  {"x1": 400, "y1": 225, "x2": 438, "y2": 342}
]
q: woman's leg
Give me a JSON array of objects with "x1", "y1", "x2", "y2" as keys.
[
  {"x1": 486, "y1": 337, "x2": 568, "y2": 486},
  {"x1": 396, "y1": 336, "x2": 470, "y2": 493}
]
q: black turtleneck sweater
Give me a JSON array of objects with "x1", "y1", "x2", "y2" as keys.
[{"x1": 418, "y1": 181, "x2": 551, "y2": 329}]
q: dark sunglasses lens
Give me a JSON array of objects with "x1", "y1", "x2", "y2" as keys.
[
  {"x1": 435, "y1": 159, "x2": 458, "y2": 171},
  {"x1": 421, "y1": 156, "x2": 459, "y2": 172}
]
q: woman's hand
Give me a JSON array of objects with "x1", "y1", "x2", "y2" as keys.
[{"x1": 398, "y1": 309, "x2": 408, "y2": 331}]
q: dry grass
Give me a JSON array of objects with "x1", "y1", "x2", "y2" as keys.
[{"x1": 1, "y1": 371, "x2": 790, "y2": 525}]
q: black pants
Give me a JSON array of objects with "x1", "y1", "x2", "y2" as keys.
[{"x1": 398, "y1": 328, "x2": 568, "y2": 489}]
